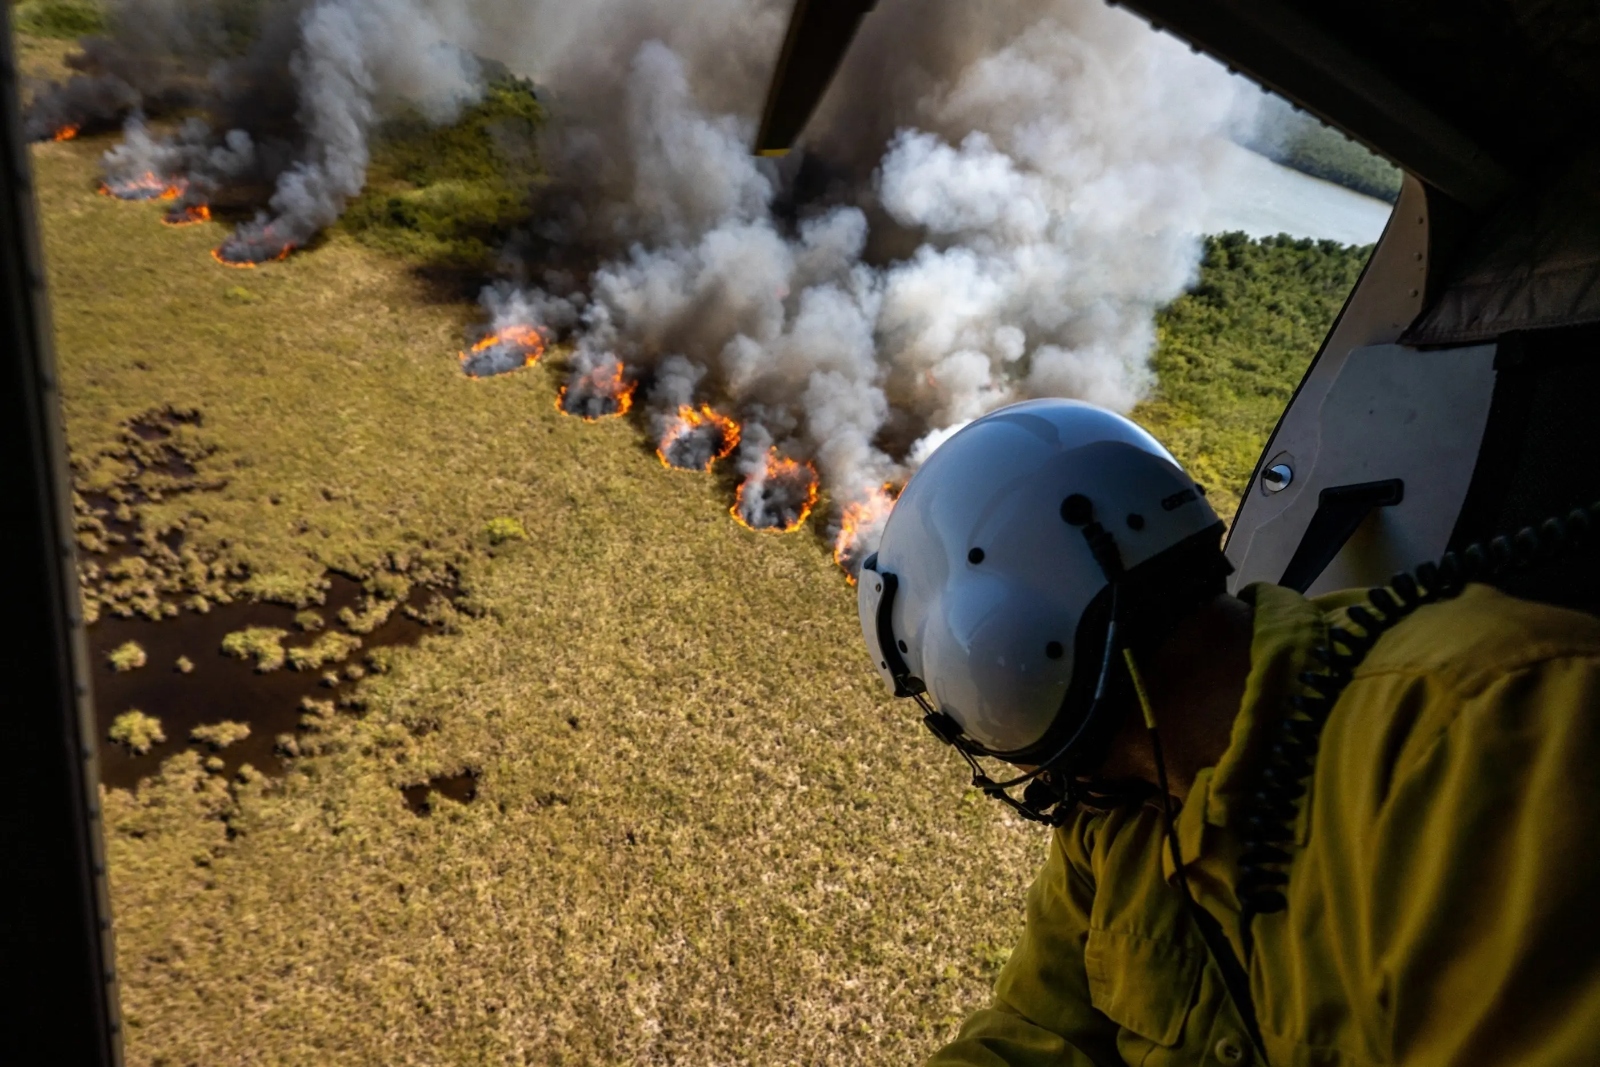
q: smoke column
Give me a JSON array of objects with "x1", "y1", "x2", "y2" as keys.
[
  {"x1": 41, "y1": 0, "x2": 488, "y2": 262},
  {"x1": 471, "y1": 0, "x2": 1252, "y2": 557}
]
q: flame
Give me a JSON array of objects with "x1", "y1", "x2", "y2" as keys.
[
  {"x1": 458, "y1": 324, "x2": 545, "y2": 374},
  {"x1": 833, "y1": 483, "x2": 899, "y2": 584},
  {"x1": 53, "y1": 125, "x2": 80, "y2": 142},
  {"x1": 656, "y1": 404, "x2": 741, "y2": 471},
  {"x1": 98, "y1": 172, "x2": 184, "y2": 200},
  {"x1": 162, "y1": 204, "x2": 211, "y2": 227},
  {"x1": 556, "y1": 362, "x2": 636, "y2": 420},
  {"x1": 211, "y1": 242, "x2": 294, "y2": 268},
  {"x1": 730, "y1": 449, "x2": 820, "y2": 534}
]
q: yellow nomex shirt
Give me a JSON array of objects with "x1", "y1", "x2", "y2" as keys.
[{"x1": 931, "y1": 582, "x2": 1600, "y2": 1067}]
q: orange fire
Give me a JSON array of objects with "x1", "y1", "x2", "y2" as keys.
[
  {"x1": 162, "y1": 204, "x2": 211, "y2": 227},
  {"x1": 730, "y1": 449, "x2": 820, "y2": 534},
  {"x1": 210, "y1": 243, "x2": 293, "y2": 268},
  {"x1": 458, "y1": 324, "x2": 545, "y2": 374},
  {"x1": 656, "y1": 404, "x2": 741, "y2": 471},
  {"x1": 557, "y1": 362, "x2": 636, "y2": 420},
  {"x1": 833, "y1": 483, "x2": 899, "y2": 583},
  {"x1": 53, "y1": 125, "x2": 80, "y2": 142},
  {"x1": 98, "y1": 172, "x2": 184, "y2": 200}
]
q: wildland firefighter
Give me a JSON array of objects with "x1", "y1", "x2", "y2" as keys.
[{"x1": 858, "y1": 398, "x2": 1600, "y2": 1067}]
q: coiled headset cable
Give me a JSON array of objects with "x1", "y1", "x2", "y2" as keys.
[{"x1": 1233, "y1": 501, "x2": 1600, "y2": 947}]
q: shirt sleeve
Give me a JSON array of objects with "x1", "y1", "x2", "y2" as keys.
[
  {"x1": 928, "y1": 825, "x2": 1121, "y2": 1067},
  {"x1": 1369, "y1": 655, "x2": 1600, "y2": 1066}
]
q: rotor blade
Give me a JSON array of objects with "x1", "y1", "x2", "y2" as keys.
[{"x1": 753, "y1": 0, "x2": 877, "y2": 156}]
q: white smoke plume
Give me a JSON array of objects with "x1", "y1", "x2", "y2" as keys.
[
  {"x1": 216, "y1": 0, "x2": 485, "y2": 262},
  {"x1": 78, "y1": 0, "x2": 489, "y2": 261},
  {"x1": 475, "y1": 0, "x2": 1251, "y2": 559}
]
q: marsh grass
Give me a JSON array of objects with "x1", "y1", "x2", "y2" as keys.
[
  {"x1": 108, "y1": 710, "x2": 164, "y2": 754},
  {"x1": 189, "y1": 720, "x2": 250, "y2": 749},
  {"x1": 35, "y1": 93, "x2": 1367, "y2": 1063},
  {"x1": 108, "y1": 639, "x2": 147, "y2": 671},
  {"x1": 219, "y1": 626, "x2": 288, "y2": 672}
]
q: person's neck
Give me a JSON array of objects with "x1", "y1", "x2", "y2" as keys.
[{"x1": 1102, "y1": 594, "x2": 1256, "y2": 802}]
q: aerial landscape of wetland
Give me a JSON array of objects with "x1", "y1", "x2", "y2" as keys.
[{"x1": 17, "y1": 0, "x2": 1389, "y2": 1059}]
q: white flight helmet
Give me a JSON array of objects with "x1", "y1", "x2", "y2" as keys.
[{"x1": 858, "y1": 399, "x2": 1221, "y2": 774}]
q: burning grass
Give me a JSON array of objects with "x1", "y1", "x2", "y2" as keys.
[
  {"x1": 99, "y1": 171, "x2": 183, "y2": 201},
  {"x1": 732, "y1": 448, "x2": 819, "y2": 534},
  {"x1": 32, "y1": 114, "x2": 1364, "y2": 1067},
  {"x1": 833, "y1": 484, "x2": 899, "y2": 584},
  {"x1": 459, "y1": 324, "x2": 544, "y2": 378},
  {"x1": 657, "y1": 404, "x2": 741, "y2": 472},
  {"x1": 557, "y1": 359, "x2": 636, "y2": 420}
]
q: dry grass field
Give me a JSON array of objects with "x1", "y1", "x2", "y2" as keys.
[
  {"x1": 29, "y1": 36, "x2": 1371, "y2": 1061},
  {"x1": 38, "y1": 133, "x2": 1052, "y2": 1065}
]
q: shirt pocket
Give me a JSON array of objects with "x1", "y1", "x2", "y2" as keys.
[{"x1": 1083, "y1": 927, "x2": 1203, "y2": 1047}]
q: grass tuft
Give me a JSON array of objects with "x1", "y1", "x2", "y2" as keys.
[
  {"x1": 108, "y1": 639, "x2": 147, "y2": 672},
  {"x1": 484, "y1": 516, "x2": 527, "y2": 544},
  {"x1": 219, "y1": 627, "x2": 288, "y2": 672},
  {"x1": 286, "y1": 631, "x2": 362, "y2": 671},
  {"x1": 15, "y1": 0, "x2": 105, "y2": 38},
  {"x1": 190, "y1": 720, "x2": 251, "y2": 749},
  {"x1": 108, "y1": 710, "x2": 164, "y2": 754}
]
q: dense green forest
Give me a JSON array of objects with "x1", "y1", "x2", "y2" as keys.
[
  {"x1": 1244, "y1": 96, "x2": 1404, "y2": 202},
  {"x1": 1134, "y1": 232, "x2": 1371, "y2": 518}
]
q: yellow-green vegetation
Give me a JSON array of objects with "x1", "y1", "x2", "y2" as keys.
[
  {"x1": 174, "y1": 655, "x2": 193, "y2": 673},
  {"x1": 34, "y1": 90, "x2": 1361, "y2": 1065},
  {"x1": 340, "y1": 77, "x2": 543, "y2": 272},
  {"x1": 484, "y1": 515, "x2": 527, "y2": 544},
  {"x1": 1132, "y1": 232, "x2": 1371, "y2": 522},
  {"x1": 294, "y1": 609, "x2": 325, "y2": 632},
  {"x1": 219, "y1": 627, "x2": 288, "y2": 672},
  {"x1": 108, "y1": 639, "x2": 147, "y2": 672},
  {"x1": 286, "y1": 630, "x2": 362, "y2": 671},
  {"x1": 108, "y1": 710, "x2": 164, "y2": 755},
  {"x1": 189, "y1": 720, "x2": 251, "y2": 749},
  {"x1": 39, "y1": 128, "x2": 1048, "y2": 1066},
  {"x1": 14, "y1": 0, "x2": 104, "y2": 38}
]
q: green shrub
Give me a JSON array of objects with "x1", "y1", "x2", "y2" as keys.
[
  {"x1": 1133, "y1": 232, "x2": 1372, "y2": 521},
  {"x1": 15, "y1": 0, "x2": 105, "y2": 38},
  {"x1": 190, "y1": 720, "x2": 251, "y2": 749},
  {"x1": 484, "y1": 516, "x2": 527, "y2": 545},
  {"x1": 108, "y1": 640, "x2": 147, "y2": 672},
  {"x1": 1244, "y1": 98, "x2": 1402, "y2": 203},
  {"x1": 109, "y1": 710, "x2": 164, "y2": 754},
  {"x1": 287, "y1": 631, "x2": 363, "y2": 671},
  {"x1": 220, "y1": 626, "x2": 289, "y2": 671},
  {"x1": 340, "y1": 78, "x2": 543, "y2": 271}
]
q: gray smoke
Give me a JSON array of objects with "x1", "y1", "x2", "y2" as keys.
[
  {"x1": 40, "y1": 0, "x2": 488, "y2": 261},
  {"x1": 474, "y1": 0, "x2": 1251, "y2": 557},
  {"x1": 215, "y1": 0, "x2": 484, "y2": 262}
]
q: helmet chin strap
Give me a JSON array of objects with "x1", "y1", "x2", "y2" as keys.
[{"x1": 910, "y1": 581, "x2": 1137, "y2": 825}]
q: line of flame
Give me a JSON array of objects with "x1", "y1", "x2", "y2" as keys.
[
  {"x1": 162, "y1": 204, "x2": 211, "y2": 227},
  {"x1": 211, "y1": 242, "x2": 294, "y2": 268},
  {"x1": 458, "y1": 324, "x2": 546, "y2": 373},
  {"x1": 832, "y1": 483, "x2": 899, "y2": 583},
  {"x1": 730, "y1": 450, "x2": 820, "y2": 534},
  {"x1": 99, "y1": 171, "x2": 185, "y2": 201},
  {"x1": 53, "y1": 125, "x2": 79, "y2": 142},
  {"x1": 656, "y1": 404, "x2": 741, "y2": 471}
]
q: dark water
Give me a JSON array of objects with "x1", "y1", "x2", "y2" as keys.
[
  {"x1": 400, "y1": 771, "x2": 480, "y2": 815},
  {"x1": 88, "y1": 575, "x2": 434, "y2": 789}
]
